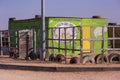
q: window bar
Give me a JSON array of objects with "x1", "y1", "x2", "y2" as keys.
[
  {"x1": 72, "y1": 27, "x2": 75, "y2": 53},
  {"x1": 90, "y1": 26, "x2": 93, "y2": 53},
  {"x1": 58, "y1": 27, "x2": 60, "y2": 53},
  {"x1": 64, "y1": 27, "x2": 67, "y2": 64},
  {"x1": 52, "y1": 29, "x2": 54, "y2": 55},
  {"x1": 113, "y1": 26, "x2": 115, "y2": 51},
  {"x1": 0, "y1": 31, "x2": 3, "y2": 56},
  {"x1": 101, "y1": 26, "x2": 105, "y2": 63},
  {"x1": 80, "y1": 26, "x2": 83, "y2": 63}
]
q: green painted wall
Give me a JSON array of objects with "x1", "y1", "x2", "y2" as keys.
[
  {"x1": 48, "y1": 18, "x2": 108, "y2": 55},
  {"x1": 9, "y1": 18, "x2": 42, "y2": 49},
  {"x1": 9, "y1": 19, "x2": 40, "y2": 29},
  {"x1": 48, "y1": 17, "x2": 81, "y2": 55},
  {"x1": 81, "y1": 18, "x2": 108, "y2": 54}
]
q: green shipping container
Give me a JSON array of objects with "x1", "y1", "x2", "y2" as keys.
[
  {"x1": 47, "y1": 17, "x2": 108, "y2": 55},
  {"x1": 9, "y1": 16, "x2": 108, "y2": 56}
]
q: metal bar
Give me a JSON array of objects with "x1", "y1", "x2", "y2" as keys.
[
  {"x1": 113, "y1": 27, "x2": 115, "y2": 51},
  {"x1": 72, "y1": 27, "x2": 75, "y2": 53},
  {"x1": 64, "y1": 28, "x2": 67, "y2": 64},
  {"x1": 16, "y1": 30, "x2": 19, "y2": 56},
  {"x1": 90, "y1": 26, "x2": 93, "y2": 53},
  {"x1": 80, "y1": 26, "x2": 83, "y2": 63},
  {"x1": 47, "y1": 47, "x2": 108, "y2": 51},
  {"x1": 46, "y1": 28, "x2": 49, "y2": 55},
  {"x1": 108, "y1": 48, "x2": 120, "y2": 51},
  {"x1": 108, "y1": 38, "x2": 120, "y2": 40},
  {"x1": 58, "y1": 28, "x2": 60, "y2": 53},
  {"x1": 47, "y1": 38, "x2": 109, "y2": 41},
  {"x1": 32, "y1": 29, "x2": 35, "y2": 53},
  {"x1": 52, "y1": 29, "x2": 54, "y2": 54},
  {"x1": 0, "y1": 31, "x2": 3, "y2": 56},
  {"x1": 108, "y1": 26, "x2": 120, "y2": 27},
  {"x1": 32, "y1": 29, "x2": 36, "y2": 53},
  {"x1": 40, "y1": 0, "x2": 46, "y2": 60},
  {"x1": 101, "y1": 26, "x2": 105, "y2": 63},
  {"x1": 48, "y1": 26, "x2": 79, "y2": 29},
  {"x1": 33, "y1": 29, "x2": 36, "y2": 53},
  {"x1": 8, "y1": 30, "x2": 10, "y2": 52}
]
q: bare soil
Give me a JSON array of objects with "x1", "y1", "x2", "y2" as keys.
[
  {"x1": 0, "y1": 70, "x2": 120, "y2": 80},
  {"x1": 0, "y1": 56, "x2": 120, "y2": 80},
  {"x1": 0, "y1": 56, "x2": 120, "y2": 68}
]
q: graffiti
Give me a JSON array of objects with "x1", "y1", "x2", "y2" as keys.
[
  {"x1": 94, "y1": 26, "x2": 107, "y2": 38},
  {"x1": 53, "y1": 22, "x2": 78, "y2": 43}
]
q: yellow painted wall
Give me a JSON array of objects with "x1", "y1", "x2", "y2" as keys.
[{"x1": 82, "y1": 26, "x2": 90, "y2": 52}]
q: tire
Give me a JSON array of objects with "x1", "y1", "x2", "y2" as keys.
[
  {"x1": 55, "y1": 54, "x2": 65, "y2": 62},
  {"x1": 49, "y1": 54, "x2": 56, "y2": 61},
  {"x1": 108, "y1": 53, "x2": 120, "y2": 63},
  {"x1": 70, "y1": 57, "x2": 80, "y2": 64},
  {"x1": 94, "y1": 54, "x2": 108, "y2": 64},
  {"x1": 82, "y1": 55, "x2": 95, "y2": 64},
  {"x1": 9, "y1": 51, "x2": 14, "y2": 58},
  {"x1": 29, "y1": 52, "x2": 37, "y2": 60}
]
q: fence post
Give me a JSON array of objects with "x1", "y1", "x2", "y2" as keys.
[
  {"x1": 80, "y1": 26, "x2": 83, "y2": 63},
  {"x1": 25, "y1": 34, "x2": 29, "y2": 60}
]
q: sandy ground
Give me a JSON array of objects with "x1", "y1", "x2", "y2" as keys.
[
  {"x1": 0, "y1": 56, "x2": 120, "y2": 68},
  {"x1": 0, "y1": 70, "x2": 119, "y2": 80},
  {"x1": 0, "y1": 56, "x2": 120, "y2": 80}
]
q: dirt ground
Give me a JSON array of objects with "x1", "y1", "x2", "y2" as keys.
[
  {"x1": 0, "y1": 70, "x2": 120, "y2": 80},
  {"x1": 0, "y1": 56, "x2": 120, "y2": 80},
  {"x1": 0, "y1": 56, "x2": 120, "y2": 68}
]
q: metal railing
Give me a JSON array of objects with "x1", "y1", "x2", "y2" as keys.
[{"x1": 0, "y1": 25, "x2": 120, "y2": 62}]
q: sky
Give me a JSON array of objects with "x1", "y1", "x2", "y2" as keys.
[{"x1": 0, "y1": 0, "x2": 120, "y2": 30}]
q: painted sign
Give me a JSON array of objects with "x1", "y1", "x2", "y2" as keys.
[
  {"x1": 53, "y1": 21, "x2": 78, "y2": 43},
  {"x1": 48, "y1": 18, "x2": 81, "y2": 55},
  {"x1": 48, "y1": 18, "x2": 108, "y2": 55}
]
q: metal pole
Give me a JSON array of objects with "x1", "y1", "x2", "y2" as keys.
[
  {"x1": 0, "y1": 31, "x2": 3, "y2": 56},
  {"x1": 80, "y1": 26, "x2": 83, "y2": 63},
  {"x1": 101, "y1": 26, "x2": 104, "y2": 63},
  {"x1": 64, "y1": 28, "x2": 67, "y2": 64},
  {"x1": 40, "y1": 0, "x2": 46, "y2": 60}
]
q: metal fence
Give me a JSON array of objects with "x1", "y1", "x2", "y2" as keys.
[{"x1": 0, "y1": 25, "x2": 120, "y2": 63}]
